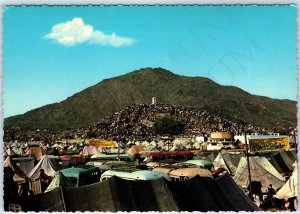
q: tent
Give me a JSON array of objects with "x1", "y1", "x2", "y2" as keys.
[
  {"x1": 5, "y1": 147, "x2": 17, "y2": 156},
  {"x1": 63, "y1": 176, "x2": 179, "y2": 212},
  {"x1": 194, "y1": 151, "x2": 218, "y2": 162},
  {"x1": 25, "y1": 147, "x2": 47, "y2": 160},
  {"x1": 12, "y1": 147, "x2": 24, "y2": 155},
  {"x1": 45, "y1": 172, "x2": 75, "y2": 193},
  {"x1": 264, "y1": 150, "x2": 297, "y2": 174},
  {"x1": 213, "y1": 152, "x2": 243, "y2": 175},
  {"x1": 27, "y1": 155, "x2": 56, "y2": 180},
  {"x1": 279, "y1": 150, "x2": 297, "y2": 170},
  {"x1": 275, "y1": 162, "x2": 298, "y2": 199},
  {"x1": 3, "y1": 156, "x2": 27, "y2": 183},
  {"x1": 12, "y1": 157, "x2": 35, "y2": 175},
  {"x1": 80, "y1": 146, "x2": 103, "y2": 156},
  {"x1": 3, "y1": 167, "x2": 19, "y2": 210},
  {"x1": 127, "y1": 145, "x2": 146, "y2": 156},
  {"x1": 233, "y1": 156, "x2": 285, "y2": 192},
  {"x1": 11, "y1": 173, "x2": 260, "y2": 212},
  {"x1": 141, "y1": 141, "x2": 150, "y2": 147},
  {"x1": 27, "y1": 155, "x2": 56, "y2": 195},
  {"x1": 169, "y1": 173, "x2": 261, "y2": 211},
  {"x1": 18, "y1": 188, "x2": 65, "y2": 212},
  {"x1": 167, "y1": 167, "x2": 213, "y2": 179},
  {"x1": 214, "y1": 152, "x2": 231, "y2": 172}
]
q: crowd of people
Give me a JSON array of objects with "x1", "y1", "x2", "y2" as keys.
[
  {"x1": 4, "y1": 103, "x2": 296, "y2": 143},
  {"x1": 88, "y1": 103, "x2": 283, "y2": 141}
]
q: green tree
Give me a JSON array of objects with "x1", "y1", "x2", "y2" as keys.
[{"x1": 153, "y1": 116, "x2": 184, "y2": 136}]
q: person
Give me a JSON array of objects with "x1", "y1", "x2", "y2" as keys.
[
  {"x1": 39, "y1": 169, "x2": 51, "y2": 193},
  {"x1": 267, "y1": 184, "x2": 276, "y2": 198},
  {"x1": 247, "y1": 181, "x2": 263, "y2": 201}
]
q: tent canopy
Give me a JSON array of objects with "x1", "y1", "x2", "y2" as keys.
[
  {"x1": 233, "y1": 156, "x2": 285, "y2": 192},
  {"x1": 27, "y1": 155, "x2": 56, "y2": 179},
  {"x1": 45, "y1": 172, "x2": 75, "y2": 193},
  {"x1": 3, "y1": 156, "x2": 27, "y2": 183},
  {"x1": 169, "y1": 173, "x2": 260, "y2": 212},
  {"x1": 25, "y1": 147, "x2": 47, "y2": 160},
  {"x1": 275, "y1": 162, "x2": 298, "y2": 199},
  {"x1": 12, "y1": 173, "x2": 260, "y2": 212}
]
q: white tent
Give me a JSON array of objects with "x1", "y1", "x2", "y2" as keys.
[
  {"x1": 233, "y1": 156, "x2": 285, "y2": 192},
  {"x1": 213, "y1": 153, "x2": 231, "y2": 172},
  {"x1": 193, "y1": 142, "x2": 201, "y2": 149},
  {"x1": 213, "y1": 152, "x2": 240, "y2": 175},
  {"x1": 150, "y1": 140, "x2": 157, "y2": 147},
  {"x1": 169, "y1": 144, "x2": 183, "y2": 151},
  {"x1": 173, "y1": 138, "x2": 193, "y2": 146},
  {"x1": 275, "y1": 162, "x2": 298, "y2": 199},
  {"x1": 157, "y1": 140, "x2": 165, "y2": 148},
  {"x1": 142, "y1": 141, "x2": 150, "y2": 147},
  {"x1": 5, "y1": 147, "x2": 17, "y2": 156},
  {"x1": 27, "y1": 155, "x2": 56, "y2": 180}
]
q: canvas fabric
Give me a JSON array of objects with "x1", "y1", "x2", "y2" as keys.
[
  {"x1": 27, "y1": 155, "x2": 57, "y2": 179},
  {"x1": 3, "y1": 156, "x2": 27, "y2": 183},
  {"x1": 80, "y1": 146, "x2": 102, "y2": 156},
  {"x1": 169, "y1": 174, "x2": 260, "y2": 211},
  {"x1": 275, "y1": 162, "x2": 298, "y2": 199},
  {"x1": 279, "y1": 151, "x2": 297, "y2": 170},
  {"x1": 45, "y1": 172, "x2": 75, "y2": 193},
  {"x1": 213, "y1": 153, "x2": 230, "y2": 172},
  {"x1": 12, "y1": 157, "x2": 35, "y2": 175},
  {"x1": 63, "y1": 176, "x2": 179, "y2": 212},
  {"x1": 194, "y1": 151, "x2": 218, "y2": 162},
  {"x1": 25, "y1": 147, "x2": 47, "y2": 160},
  {"x1": 233, "y1": 157, "x2": 285, "y2": 192},
  {"x1": 12, "y1": 147, "x2": 24, "y2": 155},
  {"x1": 12, "y1": 172, "x2": 261, "y2": 212},
  {"x1": 20, "y1": 188, "x2": 65, "y2": 211}
]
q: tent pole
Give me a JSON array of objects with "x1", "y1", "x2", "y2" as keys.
[
  {"x1": 244, "y1": 133, "x2": 253, "y2": 200},
  {"x1": 293, "y1": 130, "x2": 297, "y2": 153}
]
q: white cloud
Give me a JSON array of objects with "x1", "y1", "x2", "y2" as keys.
[{"x1": 44, "y1": 17, "x2": 135, "y2": 47}]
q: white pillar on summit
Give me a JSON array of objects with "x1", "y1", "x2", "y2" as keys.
[{"x1": 152, "y1": 97, "x2": 157, "y2": 105}]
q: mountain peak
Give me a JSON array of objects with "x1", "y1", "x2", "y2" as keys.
[
  {"x1": 4, "y1": 67, "x2": 297, "y2": 130},
  {"x1": 130, "y1": 67, "x2": 175, "y2": 76}
]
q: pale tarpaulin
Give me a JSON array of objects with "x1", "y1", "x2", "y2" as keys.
[
  {"x1": 233, "y1": 156, "x2": 285, "y2": 192},
  {"x1": 275, "y1": 162, "x2": 298, "y2": 199},
  {"x1": 27, "y1": 155, "x2": 57, "y2": 179},
  {"x1": 45, "y1": 172, "x2": 75, "y2": 193}
]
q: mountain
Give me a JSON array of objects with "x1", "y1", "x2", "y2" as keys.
[{"x1": 4, "y1": 67, "x2": 297, "y2": 130}]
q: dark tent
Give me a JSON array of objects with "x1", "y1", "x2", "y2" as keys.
[
  {"x1": 264, "y1": 150, "x2": 297, "y2": 174},
  {"x1": 63, "y1": 176, "x2": 179, "y2": 212},
  {"x1": 9, "y1": 172, "x2": 260, "y2": 212},
  {"x1": 169, "y1": 173, "x2": 261, "y2": 212},
  {"x1": 280, "y1": 150, "x2": 297, "y2": 170},
  {"x1": 3, "y1": 167, "x2": 18, "y2": 210},
  {"x1": 266, "y1": 152, "x2": 291, "y2": 174},
  {"x1": 18, "y1": 188, "x2": 65, "y2": 212}
]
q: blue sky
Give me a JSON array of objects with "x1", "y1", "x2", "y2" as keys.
[{"x1": 3, "y1": 5, "x2": 297, "y2": 118}]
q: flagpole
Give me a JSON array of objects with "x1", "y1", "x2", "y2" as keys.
[{"x1": 244, "y1": 133, "x2": 253, "y2": 200}]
